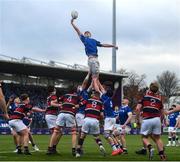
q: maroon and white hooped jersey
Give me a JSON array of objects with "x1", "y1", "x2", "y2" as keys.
[
  {"x1": 84, "y1": 96, "x2": 104, "y2": 120},
  {"x1": 46, "y1": 95, "x2": 59, "y2": 115},
  {"x1": 139, "y1": 90, "x2": 163, "y2": 119},
  {"x1": 59, "y1": 93, "x2": 84, "y2": 116},
  {"x1": 10, "y1": 103, "x2": 32, "y2": 120}
]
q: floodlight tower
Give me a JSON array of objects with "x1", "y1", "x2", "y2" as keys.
[{"x1": 112, "y1": 0, "x2": 116, "y2": 73}]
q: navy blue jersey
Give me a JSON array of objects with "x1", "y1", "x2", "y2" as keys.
[
  {"x1": 80, "y1": 34, "x2": 102, "y2": 56},
  {"x1": 114, "y1": 110, "x2": 120, "y2": 124},
  {"x1": 101, "y1": 94, "x2": 114, "y2": 118},
  {"x1": 8, "y1": 103, "x2": 18, "y2": 115},
  {"x1": 77, "y1": 89, "x2": 89, "y2": 114},
  {"x1": 23, "y1": 116, "x2": 32, "y2": 127},
  {"x1": 119, "y1": 106, "x2": 132, "y2": 125},
  {"x1": 168, "y1": 112, "x2": 179, "y2": 127}
]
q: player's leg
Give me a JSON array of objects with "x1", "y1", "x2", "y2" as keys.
[
  {"x1": 142, "y1": 135, "x2": 154, "y2": 160},
  {"x1": 120, "y1": 133, "x2": 128, "y2": 154},
  {"x1": 45, "y1": 114, "x2": 59, "y2": 153},
  {"x1": 151, "y1": 117, "x2": 166, "y2": 160},
  {"x1": 28, "y1": 131, "x2": 39, "y2": 151},
  {"x1": 9, "y1": 119, "x2": 30, "y2": 155},
  {"x1": 167, "y1": 127, "x2": 172, "y2": 146},
  {"x1": 93, "y1": 134, "x2": 106, "y2": 156},
  {"x1": 135, "y1": 139, "x2": 147, "y2": 155},
  {"x1": 172, "y1": 131, "x2": 176, "y2": 146},
  {"x1": 76, "y1": 132, "x2": 86, "y2": 157},
  {"x1": 71, "y1": 127, "x2": 77, "y2": 156},
  {"x1": 46, "y1": 113, "x2": 64, "y2": 154},
  {"x1": 19, "y1": 128, "x2": 31, "y2": 155},
  {"x1": 17, "y1": 133, "x2": 24, "y2": 154},
  {"x1": 11, "y1": 129, "x2": 20, "y2": 152},
  {"x1": 175, "y1": 133, "x2": 179, "y2": 146},
  {"x1": 88, "y1": 57, "x2": 101, "y2": 92},
  {"x1": 90, "y1": 118, "x2": 106, "y2": 156},
  {"x1": 140, "y1": 119, "x2": 154, "y2": 160},
  {"x1": 152, "y1": 134, "x2": 166, "y2": 160},
  {"x1": 112, "y1": 125, "x2": 123, "y2": 149},
  {"x1": 104, "y1": 118, "x2": 123, "y2": 155},
  {"x1": 104, "y1": 130, "x2": 122, "y2": 156},
  {"x1": 47, "y1": 126, "x2": 62, "y2": 154},
  {"x1": 65, "y1": 113, "x2": 77, "y2": 156}
]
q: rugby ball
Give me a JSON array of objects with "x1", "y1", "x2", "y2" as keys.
[{"x1": 71, "y1": 10, "x2": 78, "y2": 19}]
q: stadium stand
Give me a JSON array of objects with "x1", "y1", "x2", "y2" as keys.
[{"x1": 0, "y1": 54, "x2": 128, "y2": 134}]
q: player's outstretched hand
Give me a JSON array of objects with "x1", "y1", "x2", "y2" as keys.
[{"x1": 114, "y1": 46, "x2": 118, "y2": 50}]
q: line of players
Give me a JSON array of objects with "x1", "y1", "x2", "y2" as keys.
[
  {"x1": 6, "y1": 74, "x2": 133, "y2": 157},
  {"x1": 2, "y1": 80, "x2": 180, "y2": 161}
]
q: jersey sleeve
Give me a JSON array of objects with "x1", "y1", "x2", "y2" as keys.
[
  {"x1": 96, "y1": 40, "x2": 102, "y2": 47},
  {"x1": 100, "y1": 94, "x2": 108, "y2": 103},
  {"x1": 126, "y1": 106, "x2": 132, "y2": 115},
  {"x1": 82, "y1": 90, "x2": 89, "y2": 100},
  {"x1": 80, "y1": 34, "x2": 85, "y2": 43}
]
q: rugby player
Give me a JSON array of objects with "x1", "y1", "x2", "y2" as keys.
[
  {"x1": 7, "y1": 95, "x2": 21, "y2": 152},
  {"x1": 71, "y1": 18, "x2": 118, "y2": 93},
  {"x1": 47, "y1": 87, "x2": 83, "y2": 156},
  {"x1": 136, "y1": 82, "x2": 166, "y2": 160},
  {"x1": 76, "y1": 91, "x2": 106, "y2": 157},
  {"x1": 8, "y1": 94, "x2": 45, "y2": 155},
  {"x1": 166, "y1": 105, "x2": 179, "y2": 146},
  {"x1": 115, "y1": 99, "x2": 132, "y2": 154},
  {"x1": 45, "y1": 86, "x2": 61, "y2": 154},
  {"x1": 99, "y1": 84, "x2": 123, "y2": 156}
]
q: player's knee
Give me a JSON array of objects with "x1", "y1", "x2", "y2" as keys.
[
  {"x1": 71, "y1": 127, "x2": 77, "y2": 135},
  {"x1": 142, "y1": 134, "x2": 149, "y2": 139},
  {"x1": 77, "y1": 127, "x2": 81, "y2": 133},
  {"x1": 103, "y1": 131, "x2": 111, "y2": 139},
  {"x1": 53, "y1": 127, "x2": 61, "y2": 134},
  {"x1": 80, "y1": 132, "x2": 86, "y2": 139},
  {"x1": 113, "y1": 130, "x2": 120, "y2": 136}
]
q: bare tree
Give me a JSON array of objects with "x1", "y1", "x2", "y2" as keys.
[
  {"x1": 123, "y1": 71, "x2": 147, "y2": 108},
  {"x1": 157, "y1": 70, "x2": 179, "y2": 104}
]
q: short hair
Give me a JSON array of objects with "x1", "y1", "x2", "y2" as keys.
[
  {"x1": 20, "y1": 94, "x2": 29, "y2": 101},
  {"x1": 149, "y1": 82, "x2": 159, "y2": 93},
  {"x1": 48, "y1": 86, "x2": 55, "y2": 94},
  {"x1": 84, "y1": 31, "x2": 91, "y2": 36}
]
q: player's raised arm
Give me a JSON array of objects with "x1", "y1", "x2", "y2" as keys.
[
  {"x1": 81, "y1": 72, "x2": 91, "y2": 90},
  {"x1": 101, "y1": 44, "x2": 118, "y2": 50},
  {"x1": 71, "y1": 19, "x2": 82, "y2": 36}
]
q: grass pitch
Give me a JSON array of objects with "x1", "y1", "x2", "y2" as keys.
[{"x1": 0, "y1": 134, "x2": 180, "y2": 161}]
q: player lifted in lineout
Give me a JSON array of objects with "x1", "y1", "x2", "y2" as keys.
[{"x1": 71, "y1": 11, "x2": 118, "y2": 92}]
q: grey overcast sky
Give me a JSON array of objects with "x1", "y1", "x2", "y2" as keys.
[{"x1": 0, "y1": 0, "x2": 180, "y2": 84}]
